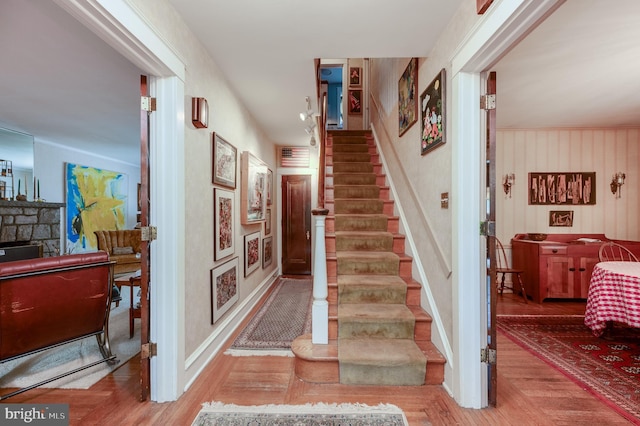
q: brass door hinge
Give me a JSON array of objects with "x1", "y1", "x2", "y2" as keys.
[
  {"x1": 480, "y1": 221, "x2": 495, "y2": 237},
  {"x1": 141, "y1": 226, "x2": 157, "y2": 242},
  {"x1": 141, "y1": 96, "x2": 157, "y2": 112},
  {"x1": 480, "y1": 94, "x2": 496, "y2": 110},
  {"x1": 141, "y1": 342, "x2": 157, "y2": 359},
  {"x1": 481, "y1": 347, "x2": 497, "y2": 364}
]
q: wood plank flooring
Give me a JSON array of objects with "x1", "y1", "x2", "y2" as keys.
[{"x1": 2, "y1": 292, "x2": 632, "y2": 425}]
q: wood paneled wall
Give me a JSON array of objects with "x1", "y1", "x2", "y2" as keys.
[{"x1": 497, "y1": 128, "x2": 639, "y2": 248}]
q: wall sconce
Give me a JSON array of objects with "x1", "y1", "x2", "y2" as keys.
[
  {"x1": 503, "y1": 173, "x2": 515, "y2": 198},
  {"x1": 610, "y1": 172, "x2": 626, "y2": 198},
  {"x1": 192, "y1": 97, "x2": 208, "y2": 128}
]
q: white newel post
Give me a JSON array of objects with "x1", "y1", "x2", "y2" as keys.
[{"x1": 311, "y1": 208, "x2": 329, "y2": 344}]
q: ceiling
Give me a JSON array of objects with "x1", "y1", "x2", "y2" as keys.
[{"x1": 1, "y1": 0, "x2": 639, "y2": 171}]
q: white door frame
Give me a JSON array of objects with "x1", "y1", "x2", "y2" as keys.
[
  {"x1": 55, "y1": 0, "x2": 185, "y2": 402},
  {"x1": 450, "y1": 0, "x2": 565, "y2": 408}
]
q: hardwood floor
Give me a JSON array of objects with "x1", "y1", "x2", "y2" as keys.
[{"x1": 2, "y1": 292, "x2": 631, "y2": 425}]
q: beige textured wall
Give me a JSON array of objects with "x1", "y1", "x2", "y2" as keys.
[
  {"x1": 128, "y1": 0, "x2": 278, "y2": 359},
  {"x1": 497, "y1": 128, "x2": 640, "y2": 247},
  {"x1": 369, "y1": 0, "x2": 481, "y2": 350}
]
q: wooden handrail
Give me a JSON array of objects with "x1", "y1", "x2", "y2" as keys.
[{"x1": 317, "y1": 91, "x2": 328, "y2": 208}]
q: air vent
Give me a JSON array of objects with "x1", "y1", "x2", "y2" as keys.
[{"x1": 278, "y1": 147, "x2": 310, "y2": 168}]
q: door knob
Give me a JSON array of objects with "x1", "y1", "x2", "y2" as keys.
[{"x1": 306, "y1": 231, "x2": 310, "y2": 240}]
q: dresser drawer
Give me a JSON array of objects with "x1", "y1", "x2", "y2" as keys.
[{"x1": 540, "y1": 245, "x2": 567, "y2": 255}]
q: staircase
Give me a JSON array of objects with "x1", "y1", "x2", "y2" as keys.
[{"x1": 292, "y1": 130, "x2": 445, "y2": 386}]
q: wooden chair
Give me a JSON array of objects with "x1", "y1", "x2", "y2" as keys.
[
  {"x1": 598, "y1": 242, "x2": 639, "y2": 262},
  {"x1": 496, "y1": 238, "x2": 528, "y2": 303}
]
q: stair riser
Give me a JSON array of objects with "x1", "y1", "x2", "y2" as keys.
[
  {"x1": 328, "y1": 153, "x2": 374, "y2": 164},
  {"x1": 326, "y1": 164, "x2": 382, "y2": 174},
  {"x1": 330, "y1": 145, "x2": 371, "y2": 154},
  {"x1": 338, "y1": 285, "x2": 406, "y2": 304},
  {"x1": 327, "y1": 257, "x2": 413, "y2": 279},
  {"x1": 333, "y1": 199, "x2": 383, "y2": 214},
  {"x1": 335, "y1": 235, "x2": 393, "y2": 252},
  {"x1": 336, "y1": 257, "x2": 399, "y2": 275},
  {"x1": 333, "y1": 174, "x2": 377, "y2": 185},
  {"x1": 328, "y1": 282, "x2": 421, "y2": 306},
  {"x1": 334, "y1": 217, "x2": 388, "y2": 232},
  {"x1": 338, "y1": 320, "x2": 414, "y2": 340},
  {"x1": 328, "y1": 316, "x2": 431, "y2": 341},
  {"x1": 333, "y1": 186, "x2": 380, "y2": 199},
  {"x1": 339, "y1": 364, "x2": 426, "y2": 386},
  {"x1": 326, "y1": 175, "x2": 386, "y2": 187},
  {"x1": 326, "y1": 216, "x2": 398, "y2": 233}
]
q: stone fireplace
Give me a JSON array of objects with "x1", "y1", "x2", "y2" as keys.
[{"x1": 0, "y1": 200, "x2": 64, "y2": 258}]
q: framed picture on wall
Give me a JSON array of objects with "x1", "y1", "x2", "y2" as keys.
[
  {"x1": 264, "y1": 208, "x2": 271, "y2": 235},
  {"x1": 549, "y1": 210, "x2": 574, "y2": 227},
  {"x1": 348, "y1": 89, "x2": 362, "y2": 115},
  {"x1": 266, "y1": 168, "x2": 273, "y2": 206},
  {"x1": 262, "y1": 236, "x2": 273, "y2": 268},
  {"x1": 398, "y1": 57, "x2": 418, "y2": 136},
  {"x1": 212, "y1": 133, "x2": 237, "y2": 189},
  {"x1": 420, "y1": 68, "x2": 446, "y2": 155},
  {"x1": 210, "y1": 257, "x2": 239, "y2": 324},
  {"x1": 349, "y1": 66, "x2": 361, "y2": 86},
  {"x1": 528, "y1": 172, "x2": 596, "y2": 205},
  {"x1": 214, "y1": 188, "x2": 235, "y2": 260},
  {"x1": 244, "y1": 231, "x2": 261, "y2": 277},
  {"x1": 240, "y1": 151, "x2": 268, "y2": 224}
]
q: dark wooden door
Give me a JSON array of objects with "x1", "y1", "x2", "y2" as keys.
[
  {"x1": 281, "y1": 175, "x2": 311, "y2": 275},
  {"x1": 139, "y1": 75, "x2": 151, "y2": 401}
]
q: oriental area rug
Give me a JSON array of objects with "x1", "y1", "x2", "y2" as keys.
[
  {"x1": 191, "y1": 401, "x2": 410, "y2": 426},
  {"x1": 497, "y1": 315, "x2": 640, "y2": 424},
  {"x1": 225, "y1": 277, "x2": 312, "y2": 357}
]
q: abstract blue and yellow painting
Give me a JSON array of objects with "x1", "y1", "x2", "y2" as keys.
[{"x1": 66, "y1": 163, "x2": 127, "y2": 253}]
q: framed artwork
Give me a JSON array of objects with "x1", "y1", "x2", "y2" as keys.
[
  {"x1": 528, "y1": 172, "x2": 596, "y2": 205},
  {"x1": 264, "y1": 208, "x2": 271, "y2": 235},
  {"x1": 241, "y1": 152, "x2": 268, "y2": 224},
  {"x1": 398, "y1": 57, "x2": 418, "y2": 136},
  {"x1": 420, "y1": 68, "x2": 446, "y2": 155},
  {"x1": 348, "y1": 89, "x2": 362, "y2": 115},
  {"x1": 214, "y1": 188, "x2": 235, "y2": 260},
  {"x1": 212, "y1": 133, "x2": 237, "y2": 189},
  {"x1": 549, "y1": 210, "x2": 574, "y2": 227},
  {"x1": 266, "y1": 168, "x2": 273, "y2": 205},
  {"x1": 349, "y1": 66, "x2": 361, "y2": 86},
  {"x1": 244, "y1": 231, "x2": 261, "y2": 277},
  {"x1": 65, "y1": 163, "x2": 127, "y2": 253},
  {"x1": 262, "y1": 236, "x2": 273, "y2": 268},
  {"x1": 210, "y1": 257, "x2": 239, "y2": 324}
]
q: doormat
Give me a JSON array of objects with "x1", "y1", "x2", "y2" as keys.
[
  {"x1": 497, "y1": 315, "x2": 640, "y2": 424},
  {"x1": 191, "y1": 401, "x2": 410, "y2": 426},
  {"x1": 225, "y1": 277, "x2": 312, "y2": 356}
]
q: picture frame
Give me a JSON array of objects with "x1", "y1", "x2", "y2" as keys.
[
  {"x1": 549, "y1": 210, "x2": 574, "y2": 227},
  {"x1": 398, "y1": 57, "x2": 418, "y2": 136},
  {"x1": 264, "y1": 208, "x2": 271, "y2": 235},
  {"x1": 266, "y1": 168, "x2": 273, "y2": 206},
  {"x1": 262, "y1": 236, "x2": 273, "y2": 268},
  {"x1": 210, "y1": 257, "x2": 239, "y2": 324},
  {"x1": 214, "y1": 188, "x2": 235, "y2": 260},
  {"x1": 528, "y1": 172, "x2": 596, "y2": 205},
  {"x1": 348, "y1": 89, "x2": 362, "y2": 115},
  {"x1": 244, "y1": 231, "x2": 261, "y2": 277},
  {"x1": 240, "y1": 151, "x2": 268, "y2": 224},
  {"x1": 212, "y1": 133, "x2": 237, "y2": 189},
  {"x1": 420, "y1": 68, "x2": 446, "y2": 155},
  {"x1": 349, "y1": 66, "x2": 361, "y2": 86}
]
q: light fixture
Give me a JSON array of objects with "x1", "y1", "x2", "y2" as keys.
[
  {"x1": 299, "y1": 96, "x2": 314, "y2": 121},
  {"x1": 305, "y1": 123, "x2": 316, "y2": 135},
  {"x1": 192, "y1": 97, "x2": 208, "y2": 128},
  {"x1": 503, "y1": 173, "x2": 515, "y2": 198},
  {"x1": 610, "y1": 172, "x2": 625, "y2": 198},
  {"x1": 310, "y1": 135, "x2": 316, "y2": 146}
]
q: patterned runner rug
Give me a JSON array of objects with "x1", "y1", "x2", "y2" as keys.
[
  {"x1": 191, "y1": 401, "x2": 410, "y2": 426},
  {"x1": 497, "y1": 315, "x2": 640, "y2": 424},
  {"x1": 225, "y1": 277, "x2": 312, "y2": 356}
]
